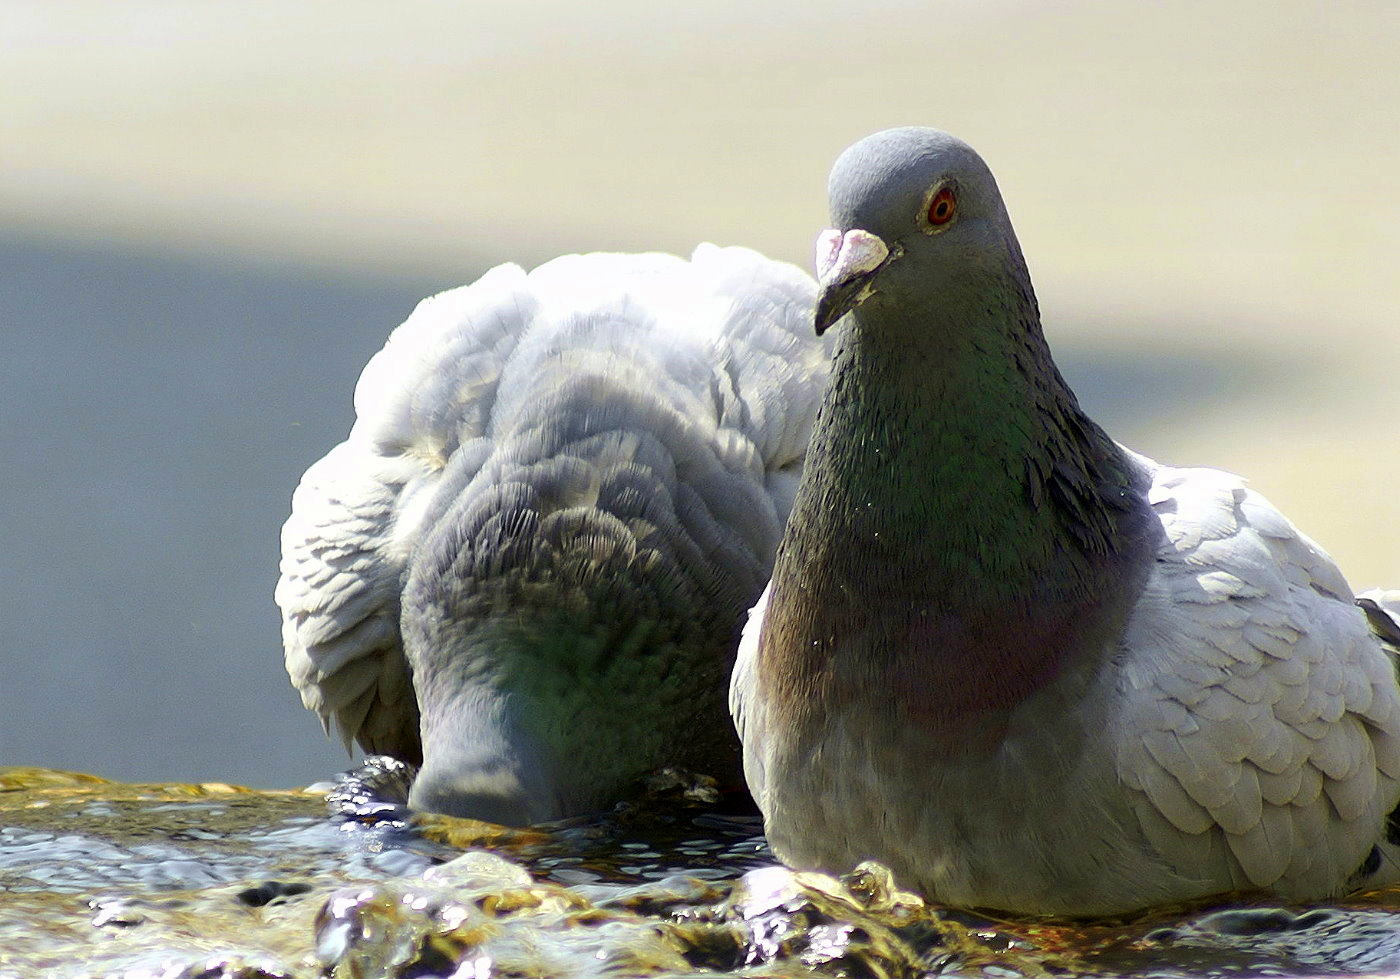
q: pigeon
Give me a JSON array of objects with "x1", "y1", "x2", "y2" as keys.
[
  {"x1": 277, "y1": 245, "x2": 835, "y2": 825},
  {"x1": 730, "y1": 127, "x2": 1400, "y2": 915}
]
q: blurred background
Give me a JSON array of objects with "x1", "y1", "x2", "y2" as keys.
[{"x1": 3, "y1": 1, "x2": 1397, "y2": 790}]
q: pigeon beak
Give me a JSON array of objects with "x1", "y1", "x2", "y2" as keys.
[{"x1": 814, "y1": 228, "x2": 891, "y2": 336}]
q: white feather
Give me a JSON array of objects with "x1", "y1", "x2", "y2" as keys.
[{"x1": 278, "y1": 246, "x2": 835, "y2": 782}]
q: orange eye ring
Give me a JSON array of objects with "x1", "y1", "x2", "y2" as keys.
[{"x1": 927, "y1": 187, "x2": 957, "y2": 226}]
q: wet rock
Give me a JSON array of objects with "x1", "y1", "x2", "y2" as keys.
[
  {"x1": 314, "y1": 851, "x2": 692, "y2": 978},
  {"x1": 7, "y1": 765, "x2": 1400, "y2": 978}
]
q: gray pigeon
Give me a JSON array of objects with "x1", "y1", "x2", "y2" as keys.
[
  {"x1": 277, "y1": 246, "x2": 834, "y2": 824},
  {"x1": 730, "y1": 127, "x2": 1400, "y2": 915}
]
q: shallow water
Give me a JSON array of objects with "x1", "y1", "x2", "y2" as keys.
[{"x1": 5, "y1": 763, "x2": 1400, "y2": 979}]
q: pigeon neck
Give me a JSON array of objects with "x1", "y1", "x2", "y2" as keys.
[{"x1": 762, "y1": 273, "x2": 1151, "y2": 737}]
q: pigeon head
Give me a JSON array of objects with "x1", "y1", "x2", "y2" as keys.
[{"x1": 814, "y1": 127, "x2": 1022, "y2": 335}]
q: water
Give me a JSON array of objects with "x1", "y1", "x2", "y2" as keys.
[{"x1": 6, "y1": 764, "x2": 1400, "y2": 979}]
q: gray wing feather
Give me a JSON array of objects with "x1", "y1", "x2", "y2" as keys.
[
  {"x1": 276, "y1": 265, "x2": 536, "y2": 757},
  {"x1": 278, "y1": 248, "x2": 832, "y2": 762},
  {"x1": 1118, "y1": 455, "x2": 1400, "y2": 895}
]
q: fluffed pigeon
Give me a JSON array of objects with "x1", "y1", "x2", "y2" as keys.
[
  {"x1": 277, "y1": 245, "x2": 834, "y2": 824},
  {"x1": 730, "y1": 127, "x2": 1400, "y2": 915}
]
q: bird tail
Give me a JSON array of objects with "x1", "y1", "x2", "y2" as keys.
[
  {"x1": 1358, "y1": 589, "x2": 1400, "y2": 657},
  {"x1": 1356, "y1": 589, "x2": 1400, "y2": 889}
]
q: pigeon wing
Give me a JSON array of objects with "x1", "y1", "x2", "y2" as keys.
[{"x1": 1116, "y1": 457, "x2": 1400, "y2": 896}]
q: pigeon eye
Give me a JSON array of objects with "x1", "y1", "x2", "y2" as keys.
[{"x1": 927, "y1": 187, "x2": 957, "y2": 226}]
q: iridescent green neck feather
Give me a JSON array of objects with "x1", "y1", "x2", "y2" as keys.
[{"x1": 761, "y1": 268, "x2": 1153, "y2": 739}]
